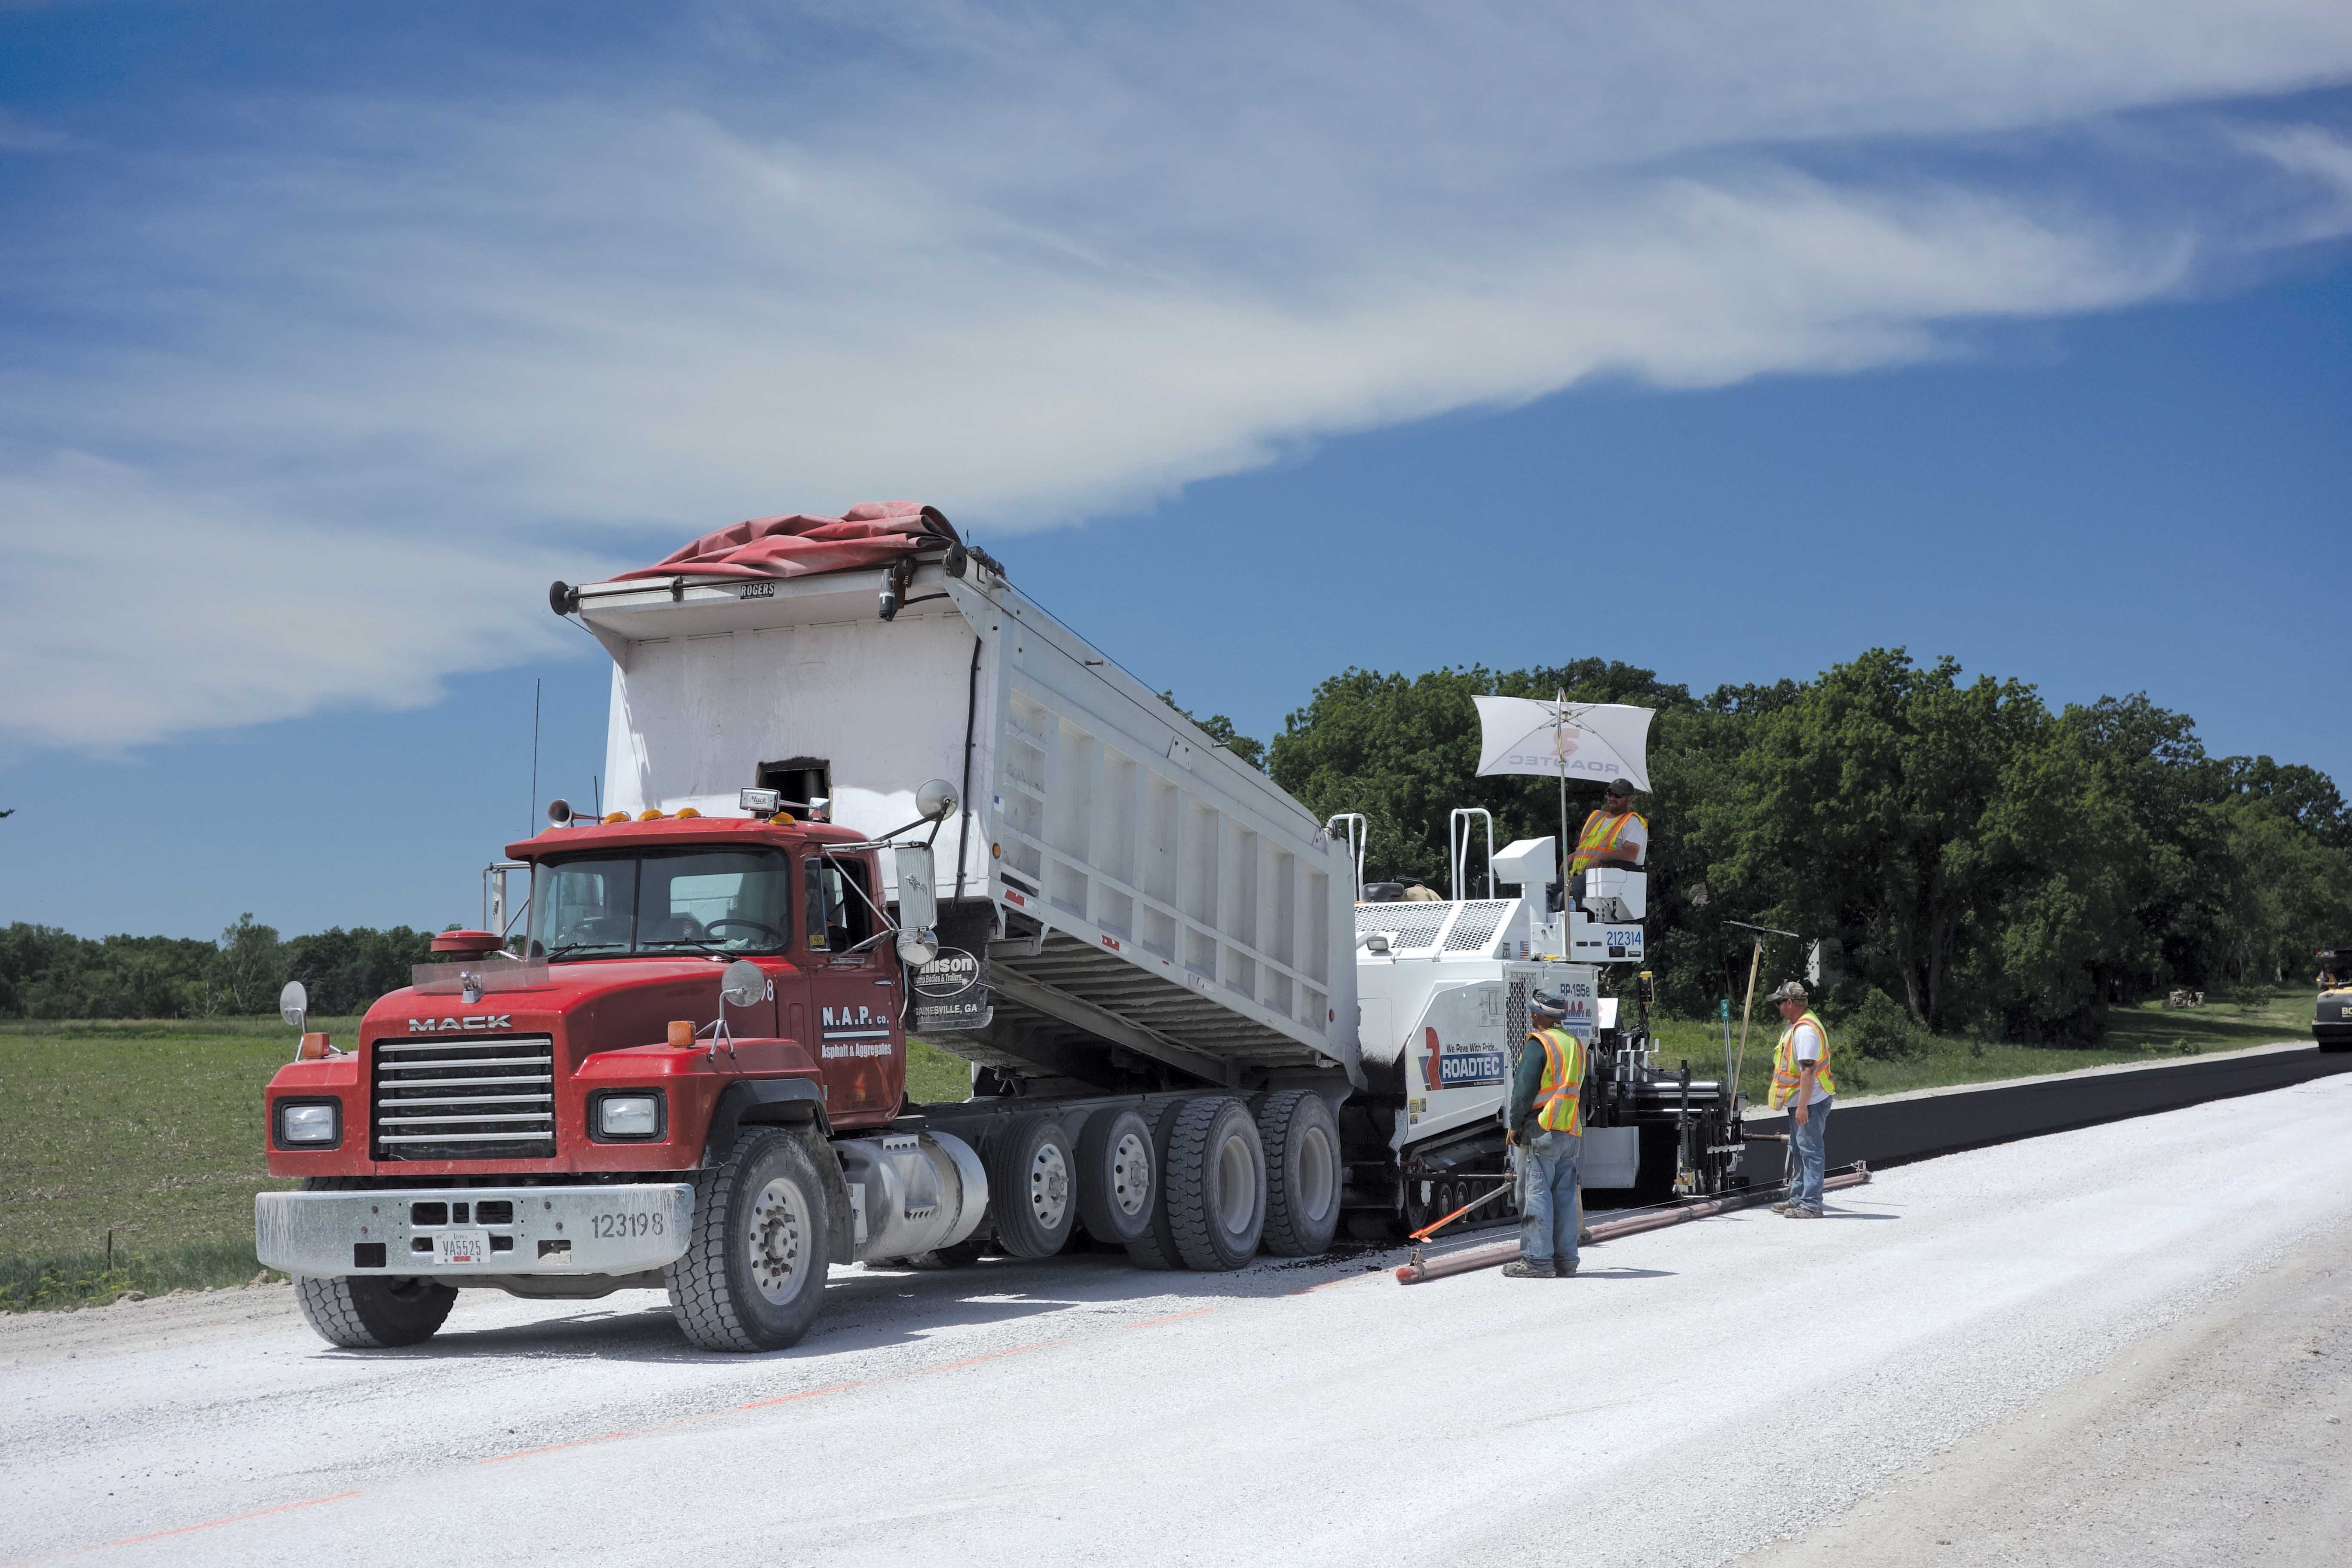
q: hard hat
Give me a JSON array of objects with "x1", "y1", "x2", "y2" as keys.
[
  {"x1": 1766, "y1": 980, "x2": 1808, "y2": 1004},
  {"x1": 1530, "y1": 989, "x2": 1570, "y2": 1018}
]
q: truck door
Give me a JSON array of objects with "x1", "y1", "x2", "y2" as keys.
[{"x1": 801, "y1": 852, "x2": 906, "y2": 1118}]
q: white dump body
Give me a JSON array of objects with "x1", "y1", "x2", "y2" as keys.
[{"x1": 575, "y1": 553, "x2": 1359, "y2": 1090}]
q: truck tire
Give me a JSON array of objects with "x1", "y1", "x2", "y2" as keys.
[
  {"x1": 292, "y1": 1273, "x2": 457, "y2": 1348},
  {"x1": 1074, "y1": 1106, "x2": 1157, "y2": 1246},
  {"x1": 667, "y1": 1128, "x2": 833, "y2": 1353},
  {"x1": 1257, "y1": 1090, "x2": 1342, "y2": 1257},
  {"x1": 287, "y1": 1176, "x2": 458, "y2": 1348},
  {"x1": 1125, "y1": 1098, "x2": 1201, "y2": 1271},
  {"x1": 987, "y1": 1112, "x2": 1078, "y2": 1259},
  {"x1": 1165, "y1": 1096, "x2": 1267, "y2": 1272}
]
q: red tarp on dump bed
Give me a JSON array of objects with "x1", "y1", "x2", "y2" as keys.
[{"x1": 613, "y1": 501, "x2": 958, "y2": 582}]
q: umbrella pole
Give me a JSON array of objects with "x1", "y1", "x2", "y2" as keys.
[{"x1": 1555, "y1": 690, "x2": 1571, "y2": 877}]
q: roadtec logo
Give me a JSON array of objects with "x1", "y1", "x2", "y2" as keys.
[
  {"x1": 405, "y1": 1015, "x2": 512, "y2": 1032},
  {"x1": 1419, "y1": 1026, "x2": 1506, "y2": 1091}
]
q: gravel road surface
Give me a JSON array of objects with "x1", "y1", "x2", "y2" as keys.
[{"x1": 6, "y1": 1074, "x2": 2349, "y2": 1567}]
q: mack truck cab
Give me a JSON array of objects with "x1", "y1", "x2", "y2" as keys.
[{"x1": 257, "y1": 799, "x2": 995, "y2": 1353}]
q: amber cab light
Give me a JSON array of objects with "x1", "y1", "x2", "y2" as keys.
[
  {"x1": 667, "y1": 1020, "x2": 695, "y2": 1048},
  {"x1": 297, "y1": 1032, "x2": 336, "y2": 1060}
]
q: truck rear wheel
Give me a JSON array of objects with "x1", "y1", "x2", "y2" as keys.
[
  {"x1": 293, "y1": 1273, "x2": 456, "y2": 1348},
  {"x1": 1256, "y1": 1090, "x2": 1341, "y2": 1257},
  {"x1": 987, "y1": 1113, "x2": 1078, "y2": 1259},
  {"x1": 1125, "y1": 1097, "x2": 1201, "y2": 1271},
  {"x1": 1166, "y1": 1096, "x2": 1267, "y2": 1271},
  {"x1": 1074, "y1": 1106, "x2": 1157, "y2": 1246},
  {"x1": 668, "y1": 1128, "x2": 832, "y2": 1353}
]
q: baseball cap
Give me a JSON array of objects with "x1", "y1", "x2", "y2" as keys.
[
  {"x1": 1766, "y1": 980, "x2": 1808, "y2": 1004},
  {"x1": 1605, "y1": 778, "x2": 1636, "y2": 797}
]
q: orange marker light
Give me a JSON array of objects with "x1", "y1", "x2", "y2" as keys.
[
  {"x1": 638, "y1": 809, "x2": 666, "y2": 821},
  {"x1": 603, "y1": 811, "x2": 628, "y2": 823},
  {"x1": 674, "y1": 807, "x2": 701, "y2": 819},
  {"x1": 297, "y1": 1032, "x2": 334, "y2": 1060},
  {"x1": 667, "y1": 1020, "x2": 695, "y2": 1048}
]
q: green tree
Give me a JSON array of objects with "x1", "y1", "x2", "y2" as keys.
[
  {"x1": 1158, "y1": 692, "x2": 1266, "y2": 771},
  {"x1": 1706, "y1": 650, "x2": 2049, "y2": 1031},
  {"x1": 212, "y1": 913, "x2": 286, "y2": 1016}
]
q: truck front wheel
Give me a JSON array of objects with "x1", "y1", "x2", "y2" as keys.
[
  {"x1": 668, "y1": 1128, "x2": 834, "y2": 1353},
  {"x1": 293, "y1": 1274, "x2": 457, "y2": 1348}
]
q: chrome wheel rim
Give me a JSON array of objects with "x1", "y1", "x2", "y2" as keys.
[
  {"x1": 1215, "y1": 1133, "x2": 1255, "y2": 1232},
  {"x1": 747, "y1": 1176, "x2": 810, "y2": 1305},
  {"x1": 1297, "y1": 1124, "x2": 1336, "y2": 1221},
  {"x1": 1029, "y1": 1141, "x2": 1071, "y2": 1230},
  {"x1": 1109, "y1": 1129, "x2": 1152, "y2": 1220}
]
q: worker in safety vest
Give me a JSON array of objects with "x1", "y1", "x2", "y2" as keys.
[
  {"x1": 1571, "y1": 778, "x2": 1648, "y2": 876},
  {"x1": 1765, "y1": 980, "x2": 1836, "y2": 1218},
  {"x1": 1502, "y1": 989, "x2": 1586, "y2": 1278}
]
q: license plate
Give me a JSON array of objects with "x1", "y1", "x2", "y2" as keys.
[{"x1": 435, "y1": 1229, "x2": 492, "y2": 1265}]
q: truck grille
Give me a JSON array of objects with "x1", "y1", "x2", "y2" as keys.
[{"x1": 371, "y1": 1035, "x2": 556, "y2": 1161}]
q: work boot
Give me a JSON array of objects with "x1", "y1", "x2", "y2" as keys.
[
  {"x1": 1784, "y1": 1207, "x2": 1822, "y2": 1220},
  {"x1": 1770, "y1": 1200, "x2": 1797, "y2": 1216},
  {"x1": 1501, "y1": 1259, "x2": 1556, "y2": 1278},
  {"x1": 1554, "y1": 1259, "x2": 1578, "y2": 1277}
]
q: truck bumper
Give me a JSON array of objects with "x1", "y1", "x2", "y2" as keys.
[{"x1": 255, "y1": 1183, "x2": 695, "y2": 1278}]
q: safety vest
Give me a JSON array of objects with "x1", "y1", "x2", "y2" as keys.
[
  {"x1": 1529, "y1": 1026, "x2": 1586, "y2": 1135},
  {"x1": 1571, "y1": 808, "x2": 1648, "y2": 873},
  {"x1": 1769, "y1": 1011, "x2": 1837, "y2": 1109}
]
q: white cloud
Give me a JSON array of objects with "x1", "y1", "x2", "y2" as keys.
[
  {"x1": 4, "y1": 3, "x2": 2352, "y2": 747},
  {"x1": 0, "y1": 453, "x2": 618, "y2": 748}
]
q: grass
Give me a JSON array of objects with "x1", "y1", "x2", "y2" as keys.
[
  {"x1": 0, "y1": 1015, "x2": 974, "y2": 1311},
  {"x1": 905, "y1": 1038, "x2": 975, "y2": 1103},
  {"x1": 1642, "y1": 985, "x2": 2319, "y2": 1105}
]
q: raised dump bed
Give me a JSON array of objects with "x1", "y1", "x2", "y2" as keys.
[{"x1": 573, "y1": 542, "x2": 1360, "y2": 1093}]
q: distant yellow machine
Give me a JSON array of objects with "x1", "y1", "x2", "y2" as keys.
[{"x1": 2315, "y1": 948, "x2": 2352, "y2": 1054}]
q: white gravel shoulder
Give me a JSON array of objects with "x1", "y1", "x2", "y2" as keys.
[{"x1": 6, "y1": 1075, "x2": 2350, "y2": 1567}]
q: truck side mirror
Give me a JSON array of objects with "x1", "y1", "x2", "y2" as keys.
[
  {"x1": 279, "y1": 980, "x2": 308, "y2": 1032},
  {"x1": 894, "y1": 842, "x2": 940, "y2": 966}
]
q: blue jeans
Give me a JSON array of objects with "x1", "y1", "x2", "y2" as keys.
[
  {"x1": 1518, "y1": 1129, "x2": 1581, "y2": 1268},
  {"x1": 1790, "y1": 1096, "x2": 1832, "y2": 1212}
]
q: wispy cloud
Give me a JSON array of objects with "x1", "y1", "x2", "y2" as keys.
[
  {"x1": 4, "y1": 3, "x2": 2352, "y2": 747},
  {"x1": 0, "y1": 106, "x2": 73, "y2": 151}
]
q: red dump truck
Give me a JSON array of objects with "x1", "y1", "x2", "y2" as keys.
[{"x1": 256, "y1": 503, "x2": 1700, "y2": 1351}]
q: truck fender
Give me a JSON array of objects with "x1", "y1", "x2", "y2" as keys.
[
  {"x1": 701, "y1": 1080, "x2": 854, "y2": 1261},
  {"x1": 703, "y1": 1078, "x2": 830, "y2": 1166}
]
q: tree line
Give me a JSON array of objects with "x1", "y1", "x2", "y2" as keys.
[
  {"x1": 0, "y1": 917, "x2": 438, "y2": 1020},
  {"x1": 1257, "y1": 649, "x2": 2350, "y2": 1041},
  {"x1": 10, "y1": 647, "x2": 2344, "y2": 1039}
]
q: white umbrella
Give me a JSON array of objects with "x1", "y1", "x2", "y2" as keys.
[
  {"x1": 1473, "y1": 695, "x2": 1653, "y2": 790},
  {"x1": 1473, "y1": 694, "x2": 1655, "y2": 868}
]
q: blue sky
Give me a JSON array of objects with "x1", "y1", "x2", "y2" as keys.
[{"x1": 3, "y1": 3, "x2": 2349, "y2": 940}]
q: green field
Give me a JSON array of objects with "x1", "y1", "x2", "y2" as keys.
[
  {"x1": 0, "y1": 1017, "x2": 971, "y2": 1310},
  {"x1": 0, "y1": 990, "x2": 2315, "y2": 1310},
  {"x1": 1644, "y1": 985, "x2": 2318, "y2": 1104}
]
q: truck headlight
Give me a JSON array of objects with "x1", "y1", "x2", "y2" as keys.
[
  {"x1": 595, "y1": 1092, "x2": 662, "y2": 1140},
  {"x1": 276, "y1": 1100, "x2": 339, "y2": 1147}
]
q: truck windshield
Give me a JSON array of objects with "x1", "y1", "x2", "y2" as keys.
[{"x1": 527, "y1": 848, "x2": 792, "y2": 959}]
